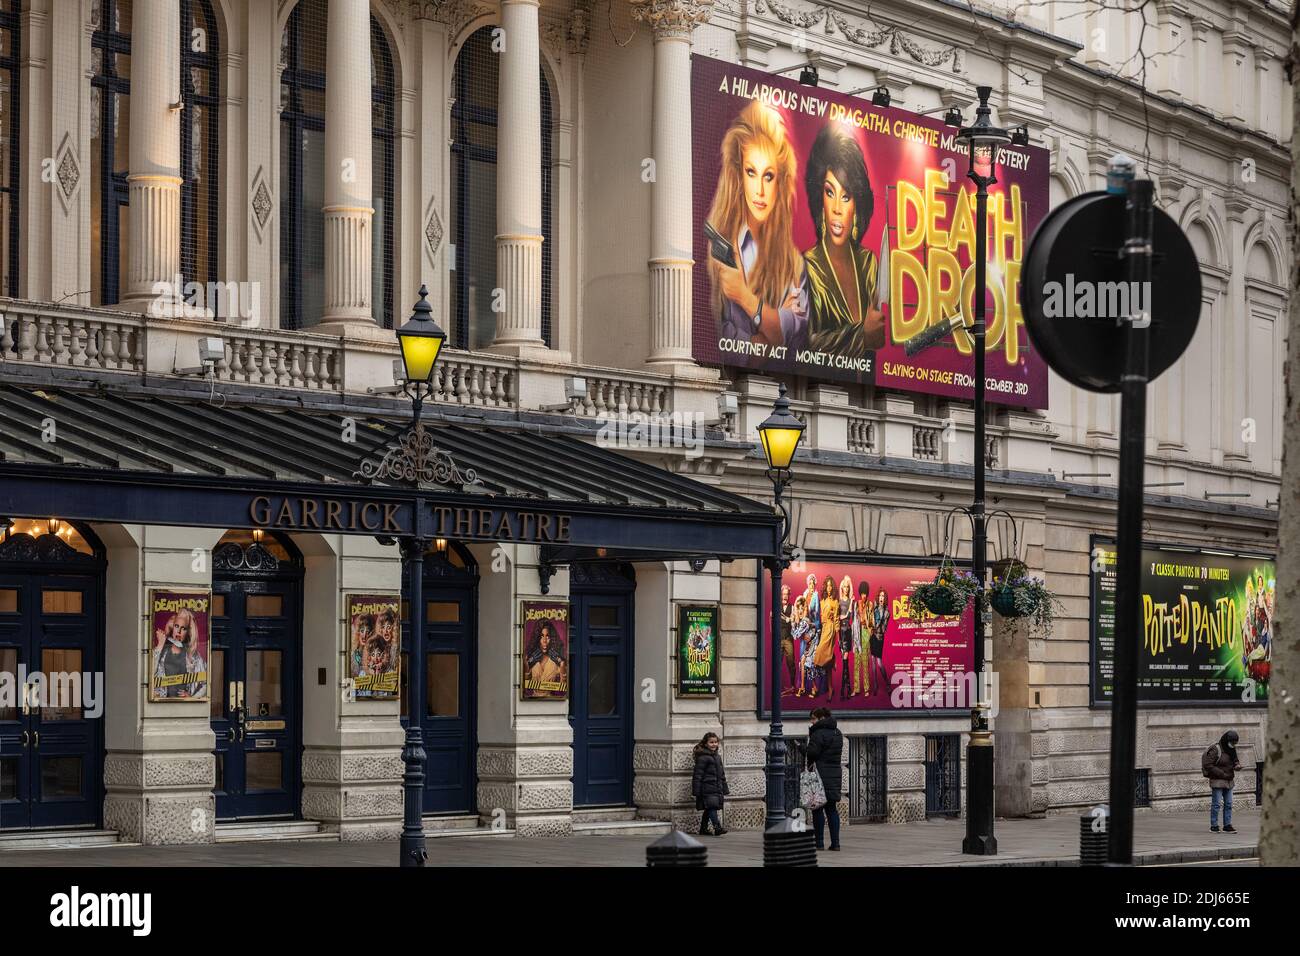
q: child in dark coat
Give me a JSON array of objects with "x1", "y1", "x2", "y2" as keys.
[{"x1": 691, "y1": 732, "x2": 730, "y2": 836}]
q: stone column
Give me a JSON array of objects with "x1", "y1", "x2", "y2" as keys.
[
  {"x1": 319, "y1": 0, "x2": 374, "y2": 331},
  {"x1": 491, "y1": 0, "x2": 546, "y2": 353},
  {"x1": 632, "y1": 0, "x2": 713, "y2": 371},
  {"x1": 120, "y1": 0, "x2": 182, "y2": 314}
]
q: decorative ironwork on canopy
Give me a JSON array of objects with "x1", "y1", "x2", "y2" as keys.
[{"x1": 353, "y1": 421, "x2": 479, "y2": 490}]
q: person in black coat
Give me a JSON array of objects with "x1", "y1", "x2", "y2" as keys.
[
  {"x1": 805, "y1": 708, "x2": 844, "y2": 850},
  {"x1": 692, "y1": 732, "x2": 730, "y2": 836}
]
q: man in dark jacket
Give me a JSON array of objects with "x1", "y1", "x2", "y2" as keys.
[
  {"x1": 805, "y1": 707, "x2": 843, "y2": 850},
  {"x1": 1202, "y1": 730, "x2": 1241, "y2": 833},
  {"x1": 692, "y1": 733, "x2": 730, "y2": 836}
]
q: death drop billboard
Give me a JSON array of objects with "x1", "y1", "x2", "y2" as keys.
[{"x1": 690, "y1": 55, "x2": 1051, "y2": 408}]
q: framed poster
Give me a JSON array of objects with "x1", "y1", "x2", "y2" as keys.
[
  {"x1": 346, "y1": 594, "x2": 401, "y2": 699},
  {"x1": 677, "y1": 604, "x2": 720, "y2": 697},
  {"x1": 149, "y1": 589, "x2": 212, "y2": 703},
  {"x1": 758, "y1": 555, "x2": 975, "y2": 716},
  {"x1": 1089, "y1": 537, "x2": 1274, "y2": 706},
  {"x1": 521, "y1": 601, "x2": 569, "y2": 700}
]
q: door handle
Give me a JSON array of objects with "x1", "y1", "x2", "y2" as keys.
[
  {"x1": 20, "y1": 730, "x2": 28, "y2": 748},
  {"x1": 32, "y1": 731, "x2": 38, "y2": 749}
]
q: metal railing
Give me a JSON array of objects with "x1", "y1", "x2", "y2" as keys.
[
  {"x1": 923, "y1": 733, "x2": 961, "y2": 818},
  {"x1": 848, "y1": 734, "x2": 888, "y2": 823}
]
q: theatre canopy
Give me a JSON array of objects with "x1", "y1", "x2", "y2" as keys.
[{"x1": 0, "y1": 383, "x2": 779, "y2": 560}]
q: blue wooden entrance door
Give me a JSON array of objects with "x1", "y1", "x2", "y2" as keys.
[
  {"x1": 402, "y1": 543, "x2": 477, "y2": 815},
  {"x1": 569, "y1": 564, "x2": 634, "y2": 808},
  {"x1": 211, "y1": 535, "x2": 303, "y2": 821},
  {"x1": 0, "y1": 571, "x2": 102, "y2": 830}
]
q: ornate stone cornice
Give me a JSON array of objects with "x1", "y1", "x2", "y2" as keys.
[
  {"x1": 628, "y1": 0, "x2": 715, "y2": 41},
  {"x1": 751, "y1": 0, "x2": 963, "y2": 73}
]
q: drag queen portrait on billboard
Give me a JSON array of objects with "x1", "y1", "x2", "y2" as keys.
[
  {"x1": 706, "y1": 101, "x2": 808, "y2": 355},
  {"x1": 802, "y1": 124, "x2": 885, "y2": 353}
]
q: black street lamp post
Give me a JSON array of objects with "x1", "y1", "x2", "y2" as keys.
[
  {"x1": 757, "y1": 383, "x2": 806, "y2": 829},
  {"x1": 393, "y1": 285, "x2": 447, "y2": 867},
  {"x1": 900, "y1": 88, "x2": 1027, "y2": 854},
  {"x1": 954, "y1": 86, "x2": 1019, "y2": 857}
]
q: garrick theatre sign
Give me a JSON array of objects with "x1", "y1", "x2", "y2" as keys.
[{"x1": 249, "y1": 496, "x2": 573, "y2": 544}]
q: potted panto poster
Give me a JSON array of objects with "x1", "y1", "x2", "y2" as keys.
[
  {"x1": 346, "y1": 594, "x2": 401, "y2": 699},
  {"x1": 149, "y1": 589, "x2": 212, "y2": 703},
  {"x1": 677, "y1": 605, "x2": 720, "y2": 697},
  {"x1": 521, "y1": 601, "x2": 569, "y2": 700},
  {"x1": 761, "y1": 561, "x2": 976, "y2": 714}
]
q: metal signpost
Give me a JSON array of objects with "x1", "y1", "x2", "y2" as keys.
[{"x1": 1022, "y1": 157, "x2": 1202, "y2": 864}]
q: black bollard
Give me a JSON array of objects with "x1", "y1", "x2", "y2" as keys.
[
  {"x1": 1080, "y1": 810, "x2": 1109, "y2": 866},
  {"x1": 763, "y1": 816, "x2": 818, "y2": 867},
  {"x1": 646, "y1": 829, "x2": 708, "y2": 867}
]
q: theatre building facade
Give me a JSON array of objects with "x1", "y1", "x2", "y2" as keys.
[{"x1": 0, "y1": 0, "x2": 1290, "y2": 844}]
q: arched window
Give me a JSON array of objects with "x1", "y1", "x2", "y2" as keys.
[
  {"x1": 450, "y1": 28, "x2": 554, "y2": 350},
  {"x1": 0, "y1": 0, "x2": 20, "y2": 297},
  {"x1": 371, "y1": 18, "x2": 396, "y2": 329},
  {"x1": 181, "y1": 0, "x2": 220, "y2": 300},
  {"x1": 90, "y1": 0, "x2": 132, "y2": 307},
  {"x1": 280, "y1": 0, "x2": 396, "y2": 331}
]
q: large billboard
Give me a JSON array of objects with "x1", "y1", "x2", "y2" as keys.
[
  {"x1": 759, "y1": 559, "x2": 975, "y2": 714},
  {"x1": 691, "y1": 55, "x2": 1051, "y2": 408},
  {"x1": 1090, "y1": 539, "x2": 1274, "y2": 705}
]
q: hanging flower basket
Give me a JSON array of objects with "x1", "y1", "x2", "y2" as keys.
[
  {"x1": 989, "y1": 584, "x2": 1038, "y2": 618},
  {"x1": 909, "y1": 562, "x2": 980, "y2": 620},
  {"x1": 990, "y1": 562, "x2": 1060, "y2": 636}
]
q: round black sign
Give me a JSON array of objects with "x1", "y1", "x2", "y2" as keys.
[{"x1": 1021, "y1": 191, "x2": 1201, "y2": 393}]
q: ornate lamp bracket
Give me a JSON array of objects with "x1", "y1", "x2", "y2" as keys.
[{"x1": 354, "y1": 421, "x2": 479, "y2": 490}]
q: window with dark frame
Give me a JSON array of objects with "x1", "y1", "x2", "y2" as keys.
[
  {"x1": 180, "y1": 0, "x2": 220, "y2": 304},
  {"x1": 0, "y1": 0, "x2": 20, "y2": 297},
  {"x1": 450, "y1": 27, "x2": 554, "y2": 350},
  {"x1": 90, "y1": 0, "x2": 132, "y2": 307},
  {"x1": 371, "y1": 17, "x2": 395, "y2": 329}
]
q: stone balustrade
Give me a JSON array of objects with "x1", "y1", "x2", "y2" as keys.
[{"x1": 0, "y1": 300, "x2": 145, "y2": 371}]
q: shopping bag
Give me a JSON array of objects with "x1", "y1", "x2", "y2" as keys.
[{"x1": 800, "y1": 769, "x2": 827, "y2": 810}]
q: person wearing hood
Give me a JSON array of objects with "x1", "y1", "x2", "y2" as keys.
[
  {"x1": 691, "y1": 732, "x2": 730, "y2": 836},
  {"x1": 1201, "y1": 730, "x2": 1242, "y2": 833},
  {"x1": 805, "y1": 707, "x2": 844, "y2": 850}
]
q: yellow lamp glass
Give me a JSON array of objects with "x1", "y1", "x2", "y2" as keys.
[
  {"x1": 399, "y1": 332, "x2": 443, "y2": 383},
  {"x1": 759, "y1": 425, "x2": 803, "y2": 470}
]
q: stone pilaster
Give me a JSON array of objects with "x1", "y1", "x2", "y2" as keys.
[
  {"x1": 120, "y1": 0, "x2": 182, "y2": 314},
  {"x1": 490, "y1": 0, "x2": 547, "y2": 353},
  {"x1": 319, "y1": 0, "x2": 375, "y2": 331},
  {"x1": 99, "y1": 525, "x2": 221, "y2": 845}
]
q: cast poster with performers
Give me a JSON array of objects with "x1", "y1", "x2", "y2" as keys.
[
  {"x1": 677, "y1": 605, "x2": 720, "y2": 697},
  {"x1": 347, "y1": 594, "x2": 401, "y2": 699},
  {"x1": 1091, "y1": 542, "x2": 1275, "y2": 704},
  {"x1": 691, "y1": 55, "x2": 1050, "y2": 408},
  {"x1": 149, "y1": 589, "x2": 211, "y2": 703},
  {"x1": 521, "y1": 601, "x2": 570, "y2": 700},
  {"x1": 760, "y1": 561, "x2": 975, "y2": 713}
]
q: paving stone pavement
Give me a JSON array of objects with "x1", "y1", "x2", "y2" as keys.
[{"x1": 0, "y1": 808, "x2": 1259, "y2": 868}]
